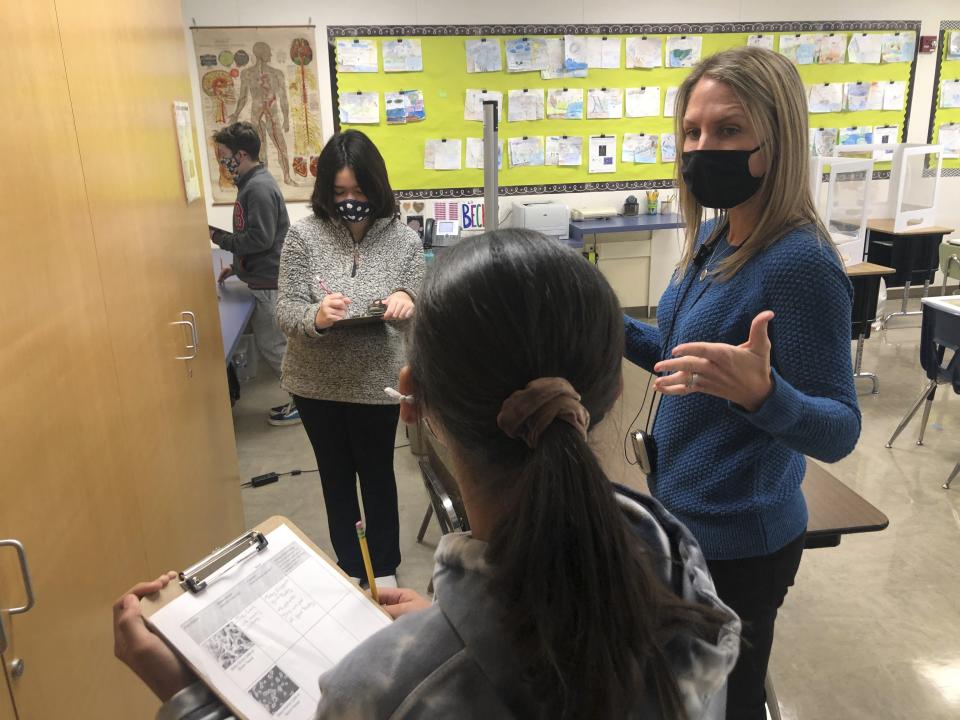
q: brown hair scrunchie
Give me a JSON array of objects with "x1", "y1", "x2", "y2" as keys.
[{"x1": 496, "y1": 378, "x2": 591, "y2": 449}]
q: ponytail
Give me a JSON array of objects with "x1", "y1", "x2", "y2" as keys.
[
  {"x1": 487, "y1": 422, "x2": 720, "y2": 719},
  {"x1": 409, "y1": 229, "x2": 728, "y2": 717}
]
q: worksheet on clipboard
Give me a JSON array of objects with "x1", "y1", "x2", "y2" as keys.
[{"x1": 147, "y1": 524, "x2": 391, "y2": 720}]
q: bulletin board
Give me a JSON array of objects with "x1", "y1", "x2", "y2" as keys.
[
  {"x1": 328, "y1": 21, "x2": 920, "y2": 199},
  {"x1": 927, "y1": 20, "x2": 960, "y2": 175}
]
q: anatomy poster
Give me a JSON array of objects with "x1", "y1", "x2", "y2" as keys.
[{"x1": 193, "y1": 26, "x2": 323, "y2": 203}]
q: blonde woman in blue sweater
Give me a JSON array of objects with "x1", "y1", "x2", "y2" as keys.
[{"x1": 624, "y1": 46, "x2": 861, "y2": 719}]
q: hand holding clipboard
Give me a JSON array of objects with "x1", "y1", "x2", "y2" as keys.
[{"x1": 120, "y1": 517, "x2": 392, "y2": 720}]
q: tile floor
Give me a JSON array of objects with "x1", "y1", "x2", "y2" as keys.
[{"x1": 231, "y1": 301, "x2": 959, "y2": 720}]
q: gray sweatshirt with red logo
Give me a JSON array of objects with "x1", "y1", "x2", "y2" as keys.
[{"x1": 211, "y1": 165, "x2": 289, "y2": 290}]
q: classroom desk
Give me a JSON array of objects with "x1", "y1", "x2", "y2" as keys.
[
  {"x1": 865, "y1": 219, "x2": 955, "y2": 327},
  {"x1": 212, "y1": 248, "x2": 255, "y2": 361},
  {"x1": 568, "y1": 213, "x2": 684, "y2": 245},
  {"x1": 416, "y1": 428, "x2": 888, "y2": 551},
  {"x1": 846, "y1": 262, "x2": 895, "y2": 394}
]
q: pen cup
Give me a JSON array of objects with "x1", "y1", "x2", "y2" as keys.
[{"x1": 646, "y1": 190, "x2": 659, "y2": 215}]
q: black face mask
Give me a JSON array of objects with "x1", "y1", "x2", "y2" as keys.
[{"x1": 680, "y1": 146, "x2": 763, "y2": 209}]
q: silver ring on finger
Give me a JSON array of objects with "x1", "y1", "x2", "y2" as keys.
[{"x1": 687, "y1": 372, "x2": 700, "y2": 388}]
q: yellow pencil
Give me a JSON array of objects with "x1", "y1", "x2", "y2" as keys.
[{"x1": 355, "y1": 520, "x2": 378, "y2": 603}]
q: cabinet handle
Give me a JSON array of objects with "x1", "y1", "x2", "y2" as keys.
[
  {"x1": 182, "y1": 311, "x2": 199, "y2": 352},
  {"x1": 172, "y1": 320, "x2": 196, "y2": 360},
  {"x1": 0, "y1": 539, "x2": 36, "y2": 616}
]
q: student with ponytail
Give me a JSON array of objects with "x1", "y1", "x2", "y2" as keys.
[{"x1": 114, "y1": 229, "x2": 740, "y2": 719}]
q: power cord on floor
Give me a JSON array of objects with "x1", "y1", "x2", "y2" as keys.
[
  {"x1": 241, "y1": 468, "x2": 318, "y2": 488},
  {"x1": 242, "y1": 442, "x2": 412, "y2": 488}
]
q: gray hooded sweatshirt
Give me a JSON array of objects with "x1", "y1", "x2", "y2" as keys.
[{"x1": 156, "y1": 487, "x2": 740, "y2": 720}]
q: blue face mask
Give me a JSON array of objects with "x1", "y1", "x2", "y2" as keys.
[
  {"x1": 219, "y1": 152, "x2": 242, "y2": 176},
  {"x1": 336, "y1": 199, "x2": 373, "y2": 224}
]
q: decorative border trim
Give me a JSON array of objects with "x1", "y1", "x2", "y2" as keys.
[
  {"x1": 328, "y1": 21, "x2": 919, "y2": 38},
  {"x1": 929, "y1": 21, "x2": 960, "y2": 178},
  {"x1": 329, "y1": 21, "x2": 921, "y2": 194},
  {"x1": 395, "y1": 179, "x2": 677, "y2": 200}
]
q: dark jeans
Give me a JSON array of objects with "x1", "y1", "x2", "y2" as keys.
[
  {"x1": 294, "y1": 396, "x2": 401, "y2": 578},
  {"x1": 706, "y1": 531, "x2": 806, "y2": 720}
]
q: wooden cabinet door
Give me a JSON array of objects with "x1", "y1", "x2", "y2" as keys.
[
  {"x1": 0, "y1": 664, "x2": 15, "y2": 720},
  {"x1": 0, "y1": 1, "x2": 158, "y2": 716},
  {"x1": 53, "y1": 0, "x2": 245, "y2": 573},
  {"x1": 1, "y1": 1, "x2": 244, "y2": 717}
]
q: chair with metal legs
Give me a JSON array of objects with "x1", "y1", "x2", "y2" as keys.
[
  {"x1": 944, "y1": 462, "x2": 960, "y2": 490},
  {"x1": 886, "y1": 296, "x2": 960, "y2": 489},
  {"x1": 939, "y1": 241, "x2": 960, "y2": 297}
]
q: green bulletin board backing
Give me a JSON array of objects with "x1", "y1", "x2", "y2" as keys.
[
  {"x1": 928, "y1": 20, "x2": 960, "y2": 174},
  {"x1": 328, "y1": 21, "x2": 919, "y2": 199}
]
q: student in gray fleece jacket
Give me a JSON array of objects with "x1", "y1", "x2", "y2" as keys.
[
  {"x1": 115, "y1": 229, "x2": 739, "y2": 720},
  {"x1": 277, "y1": 131, "x2": 424, "y2": 584}
]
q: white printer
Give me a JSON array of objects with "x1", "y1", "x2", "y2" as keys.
[{"x1": 516, "y1": 202, "x2": 570, "y2": 241}]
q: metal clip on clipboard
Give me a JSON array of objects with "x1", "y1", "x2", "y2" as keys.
[{"x1": 179, "y1": 530, "x2": 269, "y2": 594}]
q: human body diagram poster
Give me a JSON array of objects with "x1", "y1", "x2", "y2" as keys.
[{"x1": 193, "y1": 27, "x2": 324, "y2": 204}]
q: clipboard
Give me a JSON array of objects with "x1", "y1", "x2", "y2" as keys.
[
  {"x1": 140, "y1": 516, "x2": 391, "y2": 720},
  {"x1": 332, "y1": 299, "x2": 389, "y2": 328}
]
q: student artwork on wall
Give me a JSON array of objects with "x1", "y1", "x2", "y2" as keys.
[
  {"x1": 329, "y1": 20, "x2": 920, "y2": 197},
  {"x1": 848, "y1": 33, "x2": 882, "y2": 64},
  {"x1": 808, "y1": 83, "x2": 844, "y2": 113},
  {"x1": 587, "y1": 37, "x2": 622, "y2": 69},
  {"x1": 625, "y1": 37, "x2": 663, "y2": 68},
  {"x1": 545, "y1": 135, "x2": 583, "y2": 166},
  {"x1": 666, "y1": 36, "x2": 703, "y2": 68},
  {"x1": 382, "y1": 38, "x2": 423, "y2": 72},
  {"x1": 464, "y1": 89, "x2": 503, "y2": 121},
  {"x1": 465, "y1": 137, "x2": 503, "y2": 168},
  {"x1": 622, "y1": 133, "x2": 659, "y2": 164},
  {"x1": 541, "y1": 37, "x2": 587, "y2": 78},
  {"x1": 424, "y1": 139, "x2": 462, "y2": 170},
  {"x1": 338, "y1": 92, "x2": 379, "y2": 124},
  {"x1": 661, "y1": 133, "x2": 677, "y2": 162},
  {"x1": 928, "y1": 21, "x2": 960, "y2": 175},
  {"x1": 508, "y1": 89, "x2": 545, "y2": 121},
  {"x1": 747, "y1": 34, "x2": 775, "y2": 51},
  {"x1": 845, "y1": 82, "x2": 884, "y2": 112},
  {"x1": 508, "y1": 136, "x2": 546, "y2": 166},
  {"x1": 546, "y1": 88, "x2": 584, "y2": 119},
  {"x1": 193, "y1": 26, "x2": 323, "y2": 203},
  {"x1": 625, "y1": 87, "x2": 661, "y2": 117},
  {"x1": 809, "y1": 127, "x2": 839, "y2": 157}
]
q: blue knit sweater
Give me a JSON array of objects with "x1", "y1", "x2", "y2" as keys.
[{"x1": 624, "y1": 221, "x2": 861, "y2": 561}]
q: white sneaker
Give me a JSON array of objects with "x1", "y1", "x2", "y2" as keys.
[{"x1": 375, "y1": 574, "x2": 398, "y2": 588}]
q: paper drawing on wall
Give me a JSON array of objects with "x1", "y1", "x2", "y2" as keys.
[
  {"x1": 809, "y1": 127, "x2": 839, "y2": 157},
  {"x1": 939, "y1": 124, "x2": 960, "y2": 159},
  {"x1": 941, "y1": 81, "x2": 960, "y2": 109},
  {"x1": 661, "y1": 133, "x2": 677, "y2": 163},
  {"x1": 625, "y1": 37, "x2": 663, "y2": 68},
  {"x1": 546, "y1": 88, "x2": 584, "y2": 119},
  {"x1": 666, "y1": 36, "x2": 702, "y2": 68},
  {"x1": 545, "y1": 136, "x2": 583, "y2": 166},
  {"x1": 847, "y1": 33, "x2": 882, "y2": 64},
  {"x1": 465, "y1": 38, "x2": 503, "y2": 73},
  {"x1": 949, "y1": 32, "x2": 960, "y2": 61},
  {"x1": 193, "y1": 27, "x2": 323, "y2": 203},
  {"x1": 541, "y1": 37, "x2": 587, "y2": 79}
]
